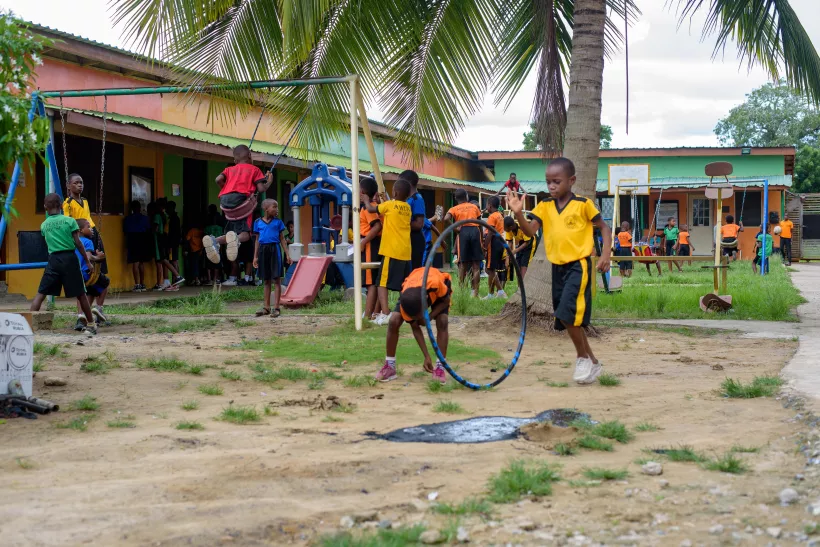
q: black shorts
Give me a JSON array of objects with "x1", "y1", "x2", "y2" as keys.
[
  {"x1": 616, "y1": 246, "x2": 632, "y2": 270},
  {"x1": 516, "y1": 241, "x2": 536, "y2": 268},
  {"x1": 678, "y1": 244, "x2": 691, "y2": 257},
  {"x1": 168, "y1": 244, "x2": 180, "y2": 262},
  {"x1": 378, "y1": 255, "x2": 412, "y2": 292},
  {"x1": 86, "y1": 274, "x2": 110, "y2": 297},
  {"x1": 410, "y1": 230, "x2": 428, "y2": 269},
  {"x1": 488, "y1": 235, "x2": 505, "y2": 271},
  {"x1": 126, "y1": 233, "x2": 153, "y2": 264},
  {"x1": 552, "y1": 258, "x2": 593, "y2": 331},
  {"x1": 361, "y1": 237, "x2": 381, "y2": 287},
  {"x1": 38, "y1": 251, "x2": 86, "y2": 298},
  {"x1": 154, "y1": 234, "x2": 169, "y2": 261},
  {"x1": 90, "y1": 228, "x2": 107, "y2": 275},
  {"x1": 722, "y1": 237, "x2": 738, "y2": 255},
  {"x1": 238, "y1": 238, "x2": 254, "y2": 264},
  {"x1": 225, "y1": 217, "x2": 253, "y2": 236},
  {"x1": 257, "y1": 243, "x2": 283, "y2": 280},
  {"x1": 665, "y1": 240, "x2": 676, "y2": 256},
  {"x1": 458, "y1": 225, "x2": 483, "y2": 263}
]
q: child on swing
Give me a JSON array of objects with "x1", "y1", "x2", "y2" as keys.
[
  {"x1": 507, "y1": 157, "x2": 612, "y2": 385},
  {"x1": 76, "y1": 219, "x2": 110, "y2": 325},
  {"x1": 203, "y1": 145, "x2": 274, "y2": 285},
  {"x1": 721, "y1": 214, "x2": 743, "y2": 261},
  {"x1": 63, "y1": 173, "x2": 106, "y2": 274}
]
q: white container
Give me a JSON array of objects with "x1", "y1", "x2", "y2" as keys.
[{"x1": 0, "y1": 313, "x2": 34, "y2": 396}]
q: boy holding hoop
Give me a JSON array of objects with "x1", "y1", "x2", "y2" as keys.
[{"x1": 507, "y1": 157, "x2": 612, "y2": 385}]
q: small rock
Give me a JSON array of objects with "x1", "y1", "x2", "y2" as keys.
[
  {"x1": 796, "y1": 474, "x2": 805, "y2": 481},
  {"x1": 352, "y1": 510, "x2": 378, "y2": 523},
  {"x1": 420, "y1": 529, "x2": 443, "y2": 544},
  {"x1": 427, "y1": 491, "x2": 439, "y2": 501},
  {"x1": 339, "y1": 516, "x2": 355, "y2": 529},
  {"x1": 709, "y1": 524, "x2": 724, "y2": 535},
  {"x1": 642, "y1": 462, "x2": 663, "y2": 476},
  {"x1": 780, "y1": 488, "x2": 799, "y2": 505},
  {"x1": 378, "y1": 520, "x2": 392, "y2": 529},
  {"x1": 44, "y1": 376, "x2": 67, "y2": 386},
  {"x1": 75, "y1": 340, "x2": 84, "y2": 346},
  {"x1": 456, "y1": 526, "x2": 469, "y2": 543},
  {"x1": 518, "y1": 520, "x2": 536, "y2": 531},
  {"x1": 408, "y1": 499, "x2": 429, "y2": 512},
  {"x1": 679, "y1": 541, "x2": 692, "y2": 547},
  {"x1": 712, "y1": 364, "x2": 724, "y2": 371},
  {"x1": 659, "y1": 480, "x2": 670, "y2": 489},
  {"x1": 766, "y1": 527, "x2": 782, "y2": 539}
]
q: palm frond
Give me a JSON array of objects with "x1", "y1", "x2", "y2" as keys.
[{"x1": 676, "y1": 0, "x2": 820, "y2": 105}]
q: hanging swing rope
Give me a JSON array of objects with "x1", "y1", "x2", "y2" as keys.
[{"x1": 98, "y1": 96, "x2": 107, "y2": 229}]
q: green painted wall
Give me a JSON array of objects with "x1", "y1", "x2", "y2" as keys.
[
  {"x1": 495, "y1": 154, "x2": 786, "y2": 181},
  {"x1": 322, "y1": 130, "x2": 385, "y2": 165},
  {"x1": 163, "y1": 154, "x2": 184, "y2": 215}
]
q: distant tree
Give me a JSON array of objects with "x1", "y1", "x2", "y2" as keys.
[
  {"x1": 522, "y1": 122, "x2": 612, "y2": 151},
  {"x1": 715, "y1": 80, "x2": 820, "y2": 193}
]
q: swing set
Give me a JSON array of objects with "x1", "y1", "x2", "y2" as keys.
[{"x1": 4, "y1": 75, "x2": 389, "y2": 330}]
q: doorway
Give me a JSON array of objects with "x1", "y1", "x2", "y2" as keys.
[
  {"x1": 688, "y1": 194, "x2": 712, "y2": 256},
  {"x1": 182, "y1": 158, "x2": 208, "y2": 228}
]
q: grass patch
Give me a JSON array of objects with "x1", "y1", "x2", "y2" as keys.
[
  {"x1": 583, "y1": 467, "x2": 628, "y2": 481},
  {"x1": 198, "y1": 384, "x2": 223, "y2": 396},
  {"x1": 577, "y1": 435, "x2": 613, "y2": 452},
  {"x1": 597, "y1": 373, "x2": 621, "y2": 386},
  {"x1": 230, "y1": 319, "x2": 255, "y2": 327},
  {"x1": 343, "y1": 375, "x2": 378, "y2": 388},
  {"x1": 16, "y1": 457, "x2": 34, "y2": 469},
  {"x1": 155, "y1": 318, "x2": 220, "y2": 334},
  {"x1": 703, "y1": 452, "x2": 749, "y2": 474},
  {"x1": 730, "y1": 445, "x2": 760, "y2": 453},
  {"x1": 426, "y1": 380, "x2": 461, "y2": 393},
  {"x1": 33, "y1": 360, "x2": 44, "y2": 373},
  {"x1": 546, "y1": 381, "x2": 569, "y2": 388},
  {"x1": 431, "y1": 498, "x2": 492, "y2": 516},
  {"x1": 554, "y1": 442, "x2": 577, "y2": 456},
  {"x1": 634, "y1": 422, "x2": 660, "y2": 432},
  {"x1": 80, "y1": 352, "x2": 120, "y2": 374},
  {"x1": 220, "y1": 404, "x2": 261, "y2": 424},
  {"x1": 720, "y1": 375, "x2": 783, "y2": 398},
  {"x1": 567, "y1": 479, "x2": 601, "y2": 488},
  {"x1": 137, "y1": 356, "x2": 204, "y2": 375},
  {"x1": 263, "y1": 406, "x2": 278, "y2": 416},
  {"x1": 181, "y1": 400, "x2": 199, "y2": 411},
  {"x1": 318, "y1": 525, "x2": 425, "y2": 547},
  {"x1": 308, "y1": 378, "x2": 325, "y2": 390},
  {"x1": 251, "y1": 364, "x2": 341, "y2": 384},
  {"x1": 70, "y1": 395, "x2": 99, "y2": 411},
  {"x1": 487, "y1": 460, "x2": 561, "y2": 503},
  {"x1": 34, "y1": 342, "x2": 64, "y2": 357},
  {"x1": 107, "y1": 419, "x2": 136, "y2": 428},
  {"x1": 805, "y1": 523, "x2": 820, "y2": 536},
  {"x1": 175, "y1": 421, "x2": 204, "y2": 430},
  {"x1": 55, "y1": 414, "x2": 95, "y2": 431},
  {"x1": 433, "y1": 400, "x2": 466, "y2": 414},
  {"x1": 591, "y1": 420, "x2": 633, "y2": 444},
  {"x1": 220, "y1": 370, "x2": 242, "y2": 381},
  {"x1": 105, "y1": 291, "x2": 226, "y2": 316},
  {"x1": 654, "y1": 445, "x2": 706, "y2": 463},
  {"x1": 322, "y1": 414, "x2": 344, "y2": 422}
]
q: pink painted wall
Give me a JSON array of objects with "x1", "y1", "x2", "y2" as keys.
[{"x1": 383, "y1": 141, "x2": 446, "y2": 178}]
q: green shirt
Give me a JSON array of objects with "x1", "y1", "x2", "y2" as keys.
[
  {"x1": 664, "y1": 226, "x2": 679, "y2": 242},
  {"x1": 204, "y1": 225, "x2": 223, "y2": 238},
  {"x1": 757, "y1": 233, "x2": 773, "y2": 257},
  {"x1": 41, "y1": 214, "x2": 79, "y2": 253},
  {"x1": 153, "y1": 213, "x2": 165, "y2": 234}
]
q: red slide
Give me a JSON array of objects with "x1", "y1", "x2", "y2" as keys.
[{"x1": 280, "y1": 256, "x2": 334, "y2": 308}]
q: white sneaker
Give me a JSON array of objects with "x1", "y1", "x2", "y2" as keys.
[
  {"x1": 225, "y1": 231, "x2": 239, "y2": 262},
  {"x1": 375, "y1": 313, "x2": 390, "y2": 326},
  {"x1": 470, "y1": 290, "x2": 478, "y2": 298},
  {"x1": 202, "y1": 235, "x2": 221, "y2": 264},
  {"x1": 481, "y1": 293, "x2": 496, "y2": 300},
  {"x1": 480, "y1": 271, "x2": 488, "y2": 278},
  {"x1": 573, "y1": 357, "x2": 592, "y2": 383},
  {"x1": 222, "y1": 278, "x2": 238, "y2": 286},
  {"x1": 579, "y1": 362, "x2": 603, "y2": 385},
  {"x1": 497, "y1": 290, "x2": 508, "y2": 298}
]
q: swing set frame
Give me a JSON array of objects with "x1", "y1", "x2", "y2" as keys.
[{"x1": 4, "y1": 75, "x2": 384, "y2": 327}]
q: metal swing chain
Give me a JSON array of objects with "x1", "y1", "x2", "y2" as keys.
[
  {"x1": 739, "y1": 184, "x2": 747, "y2": 223},
  {"x1": 98, "y1": 95, "x2": 107, "y2": 229},
  {"x1": 59, "y1": 97, "x2": 68, "y2": 190}
]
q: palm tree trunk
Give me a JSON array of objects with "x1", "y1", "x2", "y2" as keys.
[{"x1": 502, "y1": 0, "x2": 606, "y2": 327}]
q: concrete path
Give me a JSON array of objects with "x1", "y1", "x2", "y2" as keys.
[{"x1": 641, "y1": 264, "x2": 820, "y2": 407}]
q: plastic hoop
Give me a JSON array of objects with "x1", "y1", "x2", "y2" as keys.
[{"x1": 422, "y1": 218, "x2": 527, "y2": 390}]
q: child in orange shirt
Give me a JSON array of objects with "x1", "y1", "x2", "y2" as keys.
[
  {"x1": 359, "y1": 177, "x2": 389, "y2": 322},
  {"x1": 675, "y1": 224, "x2": 695, "y2": 266},
  {"x1": 615, "y1": 221, "x2": 633, "y2": 278},
  {"x1": 444, "y1": 189, "x2": 483, "y2": 297},
  {"x1": 720, "y1": 215, "x2": 743, "y2": 261},
  {"x1": 483, "y1": 196, "x2": 507, "y2": 299}
]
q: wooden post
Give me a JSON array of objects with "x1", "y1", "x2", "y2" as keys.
[{"x1": 721, "y1": 255, "x2": 728, "y2": 294}]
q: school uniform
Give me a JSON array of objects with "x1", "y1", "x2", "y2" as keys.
[
  {"x1": 486, "y1": 211, "x2": 506, "y2": 272},
  {"x1": 447, "y1": 202, "x2": 483, "y2": 263},
  {"x1": 219, "y1": 163, "x2": 266, "y2": 234},
  {"x1": 616, "y1": 231, "x2": 633, "y2": 270},
  {"x1": 63, "y1": 196, "x2": 107, "y2": 274},
  {"x1": 153, "y1": 213, "x2": 169, "y2": 261},
  {"x1": 253, "y1": 217, "x2": 286, "y2": 280},
  {"x1": 664, "y1": 225, "x2": 679, "y2": 256},
  {"x1": 123, "y1": 213, "x2": 152, "y2": 264},
  {"x1": 677, "y1": 231, "x2": 691, "y2": 256},
  {"x1": 780, "y1": 219, "x2": 794, "y2": 263},
  {"x1": 360, "y1": 201, "x2": 382, "y2": 286},
  {"x1": 408, "y1": 192, "x2": 433, "y2": 269},
  {"x1": 511, "y1": 229, "x2": 536, "y2": 268},
  {"x1": 530, "y1": 195, "x2": 601, "y2": 331},
  {"x1": 37, "y1": 214, "x2": 86, "y2": 298},
  {"x1": 376, "y1": 199, "x2": 412, "y2": 291},
  {"x1": 396, "y1": 267, "x2": 453, "y2": 323},
  {"x1": 721, "y1": 223, "x2": 741, "y2": 256},
  {"x1": 754, "y1": 231, "x2": 773, "y2": 271},
  {"x1": 77, "y1": 235, "x2": 110, "y2": 297}
]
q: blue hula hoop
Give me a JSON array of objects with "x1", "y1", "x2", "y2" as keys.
[{"x1": 422, "y1": 218, "x2": 527, "y2": 390}]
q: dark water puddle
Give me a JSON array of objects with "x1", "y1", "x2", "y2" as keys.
[{"x1": 364, "y1": 408, "x2": 590, "y2": 444}]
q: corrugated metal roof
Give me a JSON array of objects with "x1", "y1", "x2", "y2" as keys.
[{"x1": 475, "y1": 146, "x2": 796, "y2": 153}]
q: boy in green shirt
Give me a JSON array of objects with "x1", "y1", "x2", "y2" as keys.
[
  {"x1": 753, "y1": 225, "x2": 774, "y2": 274},
  {"x1": 663, "y1": 217, "x2": 682, "y2": 272},
  {"x1": 30, "y1": 193, "x2": 96, "y2": 335}
]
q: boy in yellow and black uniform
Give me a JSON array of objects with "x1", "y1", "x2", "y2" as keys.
[
  {"x1": 503, "y1": 216, "x2": 537, "y2": 278},
  {"x1": 63, "y1": 173, "x2": 107, "y2": 274},
  {"x1": 362, "y1": 178, "x2": 413, "y2": 325},
  {"x1": 507, "y1": 157, "x2": 612, "y2": 385}
]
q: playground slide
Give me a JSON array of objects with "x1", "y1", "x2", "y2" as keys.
[{"x1": 280, "y1": 256, "x2": 334, "y2": 308}]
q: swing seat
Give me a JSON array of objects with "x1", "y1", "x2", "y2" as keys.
[
  {"x1": 720, "y1": 238, "x2": 739, "y2": 249},
  {"x1": 597, "y1": 274, "x2": 623, "y2": 291},
  {"x1": 632, "y1": 244, "x2": 658, "y2": 263}
]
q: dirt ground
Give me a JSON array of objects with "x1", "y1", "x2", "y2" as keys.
[{"x1": 0, "y1": 314, "x2": 813, "y2": 546}]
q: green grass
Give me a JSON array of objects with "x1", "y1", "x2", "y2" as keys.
[
  {"x1": 487, "y1": 460, "x2": 561, "y2": 503},
  {"x1": 591, "y1": 421, "x2": 633, "y2": 444},
  {"x1": 155, "y1": 318, "x2": 220, "y2": 334},
  {"x1": 582, "y1": 467, "x2": 628, "y2": 481},
  {"x1": 198, "y1": 384, "x2": 223, "y2": 396},
  {"x1": 251, "y1": 364, "x2": 342, "y2": 385},
  {"x1": 720, "y1": 375, "x2": 783, "y2": 398},
  {"x1": 654, "y1": 445, "x2": 706, "y2": 463},
  {"x1": 34, "y1": 342, "x2": 64, "y2": 357},
  {"x1": 597, "y1": 373, "x2": 621, "y2": 386},
  {"x1": 80, "y1": 352, "x2": 120, "y2": 374},
  {"x1": 431, "y1": 498, "x2": 492, "y2": 516},
  {"x1": 730, "y1": 445, "x2": 760, "y2": 453},
  {"x1": 433, "y1": 400, "x2": 466, "y2": 414},
  {"x1": 318, "y1": 525, "x2": 425, "y2": 547},
  {"x1": 554, "y1": 442, "x2": 577, "y2": 456},
  {"x1": 703, "y1": 452, "x2": 749, "y2": 474},
  {"x1": 104, "y1": 291, "x2": 226, "y2": 316},
  {"x1": 33, "y1": 360, "x2": 44, "y2": 373},
  {"x1": 107, "y1": 419, "x2": 136, "y2": 428},
  {"x1": 634, "y1": 422, "x2": 661, "y2": 432},
  {"x1": 308, "y1": 378, "x2": 325, "y2": 390},
  {"x1": 55, "y1": 414, "x2": 95, "y2": 431},
  {"x1": 239, "y1": 325, "x2": 498, "y2": 367},
  {"x1": 264, "y1": 406, "x2": 278, "y2": 416},
  {"x1": 343, "y1": 375, "x2": 378, "y2": 388},
  {"x1": 220, "y1": 370, "x2": 242, "y2": 381},
  {"x1": 545, "y1": 381, "x2": 569, "y2": 388},
  {"x1": 137, "y1": 356, "x2": 204, "y2": 375},
  {"x1": 805, "y1": 523, "x2": 820, "y2": 536},
  {"x1": 426, "y1": 380, "x2": 461, "y2": 393},
  {"x1": 594, "y1": 257, "x2": 804, "y2": 321},
  {"x1": 577, "y1": 435, "x2": 614, "y2": 452},
  {"x1": 322, "y1": 414, "x2": 344, "y2": 422},
  {"x1": 219, "y1": 405, "x2": 261, "y2": 424},
  {"x1": 16, "y1": 457, "x2": 34, "y2": 469},
  {"x1": 229, "y1": 319, "x2": 255, "y2": 327},
  {"x1": 70, "y1": 395, "x2": 100, "y2": 411},
  {"x1": 181, "y1": 400, "x2": 199, "y2": 411},
  {"x1": 175, "y1": 421, "x2": 204, "y2": 430}
]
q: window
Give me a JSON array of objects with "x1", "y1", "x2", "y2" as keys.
[
  {"x1": 735, "y1": 190, "x2": 761, "y2": 226},
  {"x1": 691, "y1": 198, "x2": 711, "y2": 227},
  {"x1": 37, "y1": 134, "x2": 124, "y2": 214}
]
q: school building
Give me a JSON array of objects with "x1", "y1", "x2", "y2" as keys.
[{"x1": 474, "y1": 147, "x2": 797, "y2": 259}]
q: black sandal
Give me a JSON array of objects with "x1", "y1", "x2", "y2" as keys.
[
  {"x1": 255, "y1": 307, "x2": 271, "y2": 317},
  {"x1": 271, "y1": 308, "x2": 281, "y2": 318}
]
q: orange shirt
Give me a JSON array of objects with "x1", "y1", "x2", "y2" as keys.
[
  {"x1": 721, "y1": 224, "x2": 740, "y2": 238},
  {"x1": 399, "y1": 267, "x2": 452, "y2": 322},
  {"x1": 617, "y1": 231, "x2": 632, "y2": 248},
  {"x1": 678, "y1": 231, "x2": 690, "y2": 245},
  {"x1": 186, "y1": 228, "x2": 204, "y2": 252},
  {"x1": 360, "y1": 201, "x2": 381, "y2": 237},
  {"x1": 447, "y1": 202, "x2": 482, "y2": 223},
  {"x1": 486, "y1": 211, "x2": 504, "y2": 238},
  {"x1": 780, "y1": 219, "x2": 793, "y2": 238}
]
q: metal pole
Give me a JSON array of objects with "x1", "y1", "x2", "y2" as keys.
[
  {"x1": 762, "y1": 179, "x2": 769, "y2": 275},
  {"x1": 35, "y1": 95, "x2": 63, "y2": 197},
  {"x1": 0, "y1": 262, "x2": 47, "y2": 272},
  {"x1": 350, "y1": 78, "x2": 362, "y2": 331},
  {"x1": 0, "y1": 97, "x2": 38, "y2": 252}
]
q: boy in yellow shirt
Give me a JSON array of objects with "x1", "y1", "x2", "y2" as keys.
[
  {"x1": 507, "y1": 157, "x2": 612, "y2": 385},
  {"x1": 63, "y1": 173, "x2": 106, "y2": 274}
]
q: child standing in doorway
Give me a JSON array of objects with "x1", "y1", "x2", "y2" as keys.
[
  {"x1": 253, "y1": 199, "x2": 289, "y2": 318},
  {"x1": 123, "y1": 200, "x2": 151, "y2": 292},
  {"x1": 151, "y1": 199, "x2": 184, "y2": 291}
]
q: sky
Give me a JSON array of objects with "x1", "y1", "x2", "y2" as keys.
[{"x1": 3, "y1": 0, "x2": 819, "y2": 152}]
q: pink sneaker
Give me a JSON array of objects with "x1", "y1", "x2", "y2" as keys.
[
  {"x1": 375, "y1": 362, "x2": 397, "y2": 382},
  {"x1": 433, "y1": 364, "x2": 447, "y2": 384}
]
